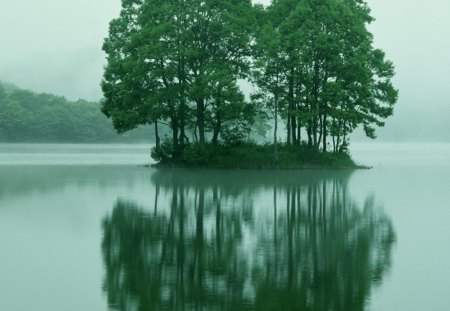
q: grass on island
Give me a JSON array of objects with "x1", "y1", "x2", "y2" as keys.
[{"x1": 153, "y1": 142, "x2": 362, "y2": 169}]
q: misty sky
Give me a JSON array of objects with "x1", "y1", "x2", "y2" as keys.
[{"x1": 1, "y1": 0, "x2": 449, "y2": 141}]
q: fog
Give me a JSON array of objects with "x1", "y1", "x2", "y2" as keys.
[
  {"x1": 0, "y1": 0, "x2": 449, "y2": 142},
  {"x1": 0, "y1": 0, "x2": 120, "y2": 101}
]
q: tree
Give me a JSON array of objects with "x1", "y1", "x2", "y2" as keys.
[
  {"x1": 101, "y1": 0, "x2": 160, "y2": 144},
  {"x1": 252, "y1": 22, "x2": 286, "y2": 161},
  {"x1": 102, "y1": 0, "x2": 256, "y2": 158},
  {"x1": 102, "y1": 0, "x2": 397, "y2": 162},
  {"x1": 186, "y1": 0, "x2": 255, "y2": 144},
  {"x1": 252, "y1": 0, "x2": 398, "y2": 152}
]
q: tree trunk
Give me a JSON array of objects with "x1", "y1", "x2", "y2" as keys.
[
  {"x1": 196, "y1": 98, "x2": 206, "y2": 144},
  {"x1": 212, "y1": 112, "x2": 221, "y2": 145},
  {"x1": 291, "y1": 115, "x2": 297, "y2": 145},
  {"x1": 288, "y1": 70, "x2": 296, "y2": 145},
  {"x1": 331, "y1": 131, "x2": 336, "y2": 153},
  {"x1": 154, "y1": 121, "x2": 160, "y2": 151},
  {"x1": 171, "y1": 114, "x2": 179, "y2": 156},
  {"x1": 322, "y1": 105, "x2": 327, "y2": 152},
  {"x1": 274, "y1": 93, "x2": 279, "y2": 162},
  {"x1": 287, "y1": 110, "x2": 291, "y2": 145},
  {"x1": 312, "y1": 59, "x2": 320, "y2": 150},
  {"x1": 307, "y1": 122, "x2": 313, "y2": 147},
  {"x1": 179, "y1": 97, "x2": 187, "y2": 148},
  {"x1": 193, "y1": 124, "x2": 198, "y2": 143},
  {"x1": 317, "y1": 115, "x2": 322, "y2": 150}
]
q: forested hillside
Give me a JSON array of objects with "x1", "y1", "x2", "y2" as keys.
[{"x1": 0, "y1": 82, "x2": 156, "y2": 143}]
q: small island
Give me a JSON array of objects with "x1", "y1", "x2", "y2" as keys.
[
  {"x1": 152, "y1": 143, "x2": 361, "y2": 169},
  {"x1": 101, "y1": 0, "x2": 398, "y2": 169}
]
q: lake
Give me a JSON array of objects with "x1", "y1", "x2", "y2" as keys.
[{"x1": 0, "y1": 143, "x2": 449, "y2": 310}]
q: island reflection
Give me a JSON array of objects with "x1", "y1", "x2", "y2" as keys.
[{"x1": 102, "y1": 169, "x2": 395, "y2": 311}]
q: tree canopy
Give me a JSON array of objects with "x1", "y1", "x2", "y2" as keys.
[{"x1": 102, "y1": 0, "x2": 398, "y2": 160}]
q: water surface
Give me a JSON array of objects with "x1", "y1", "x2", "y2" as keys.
[{"x1": 0, "y1": 143, "x2": 449, "y2": 310}]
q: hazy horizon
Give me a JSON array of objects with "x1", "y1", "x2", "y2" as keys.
[{"x1": 1, "y1": 0, "x2": 449, "y2": 142}]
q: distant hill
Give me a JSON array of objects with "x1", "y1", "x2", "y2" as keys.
[{"x1": 0, "y1": 81, "x2": 159, "y2": 143}]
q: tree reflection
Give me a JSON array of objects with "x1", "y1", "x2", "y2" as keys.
[{"x1": 102, "y1": 170, "x2": 395, "y2": 311}]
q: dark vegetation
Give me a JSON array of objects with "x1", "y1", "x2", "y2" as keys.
[
  {"x1": 153, "y1": 142, "x2": 358, "y2": 169},
  {"x1": 102, "y1": 0, "x2": 398, "y2": 168},
  {"x1": 0, "y1": 81, "x2": 158, "y2": 143}
]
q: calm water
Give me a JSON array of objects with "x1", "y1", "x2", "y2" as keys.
[{"x1": 0, "y1": 143, "x2": 449, "y2": 310}]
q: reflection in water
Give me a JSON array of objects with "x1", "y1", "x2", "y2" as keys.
[{"x1": 102, "y1": 170, "x2": 395, "y2": 311}]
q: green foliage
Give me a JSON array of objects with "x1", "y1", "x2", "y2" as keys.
[
  {"x1": 0, "y1": 82, "x2": 156, "y2": 143},
  {"x1": 253, "y1": 0, "x2": 398, "y2": 152},
  {"x1": 157, "y1": 142, "x2": 358, "y2": 169},
  {"x1": 150, "y1": 137, "x2": 174, "y2": 162},
  {"x1": 180, "y1": 143, "x2": 216, "y2": 165},
  {"x1": 220, "y1": 124, "x2": 248, "y2": 147},
  {"x1": 102, "y1": 0, "x2": 397, "y2": 165},
  {"x1": 102, "y1": 0, "x2": 256, "y2": 148}
]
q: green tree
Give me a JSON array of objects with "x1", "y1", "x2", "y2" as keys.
[
  {"x1": 102, "y1": 0, "x2": 397, "y2": 163},
  {"x1": 252, "y1": 21, "x2": 287, "y2": 161},
  {"x1": 253, "y1": 0, "x2": 397, "y2": 153},
  {"x1": 186, "y1": 0, "x2": 255, "y2": 144},
  {"x1": 102, "y1": 0, "x2": 256, "y2": 158},
  {"x1": 101, "y1": 0, "x2": 159, "y2": 143}
]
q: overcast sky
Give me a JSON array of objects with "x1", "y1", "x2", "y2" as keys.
[
  {"x1": 0, "y1": 0, "x2": 121, "y2": 101},
  {"x1": 1, "y1": 0, "x2": 449, "y2": 140}
]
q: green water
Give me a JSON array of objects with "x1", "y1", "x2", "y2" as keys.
[{"x1": 0, "y1": 144, "x2": 449, "y2": 310}]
